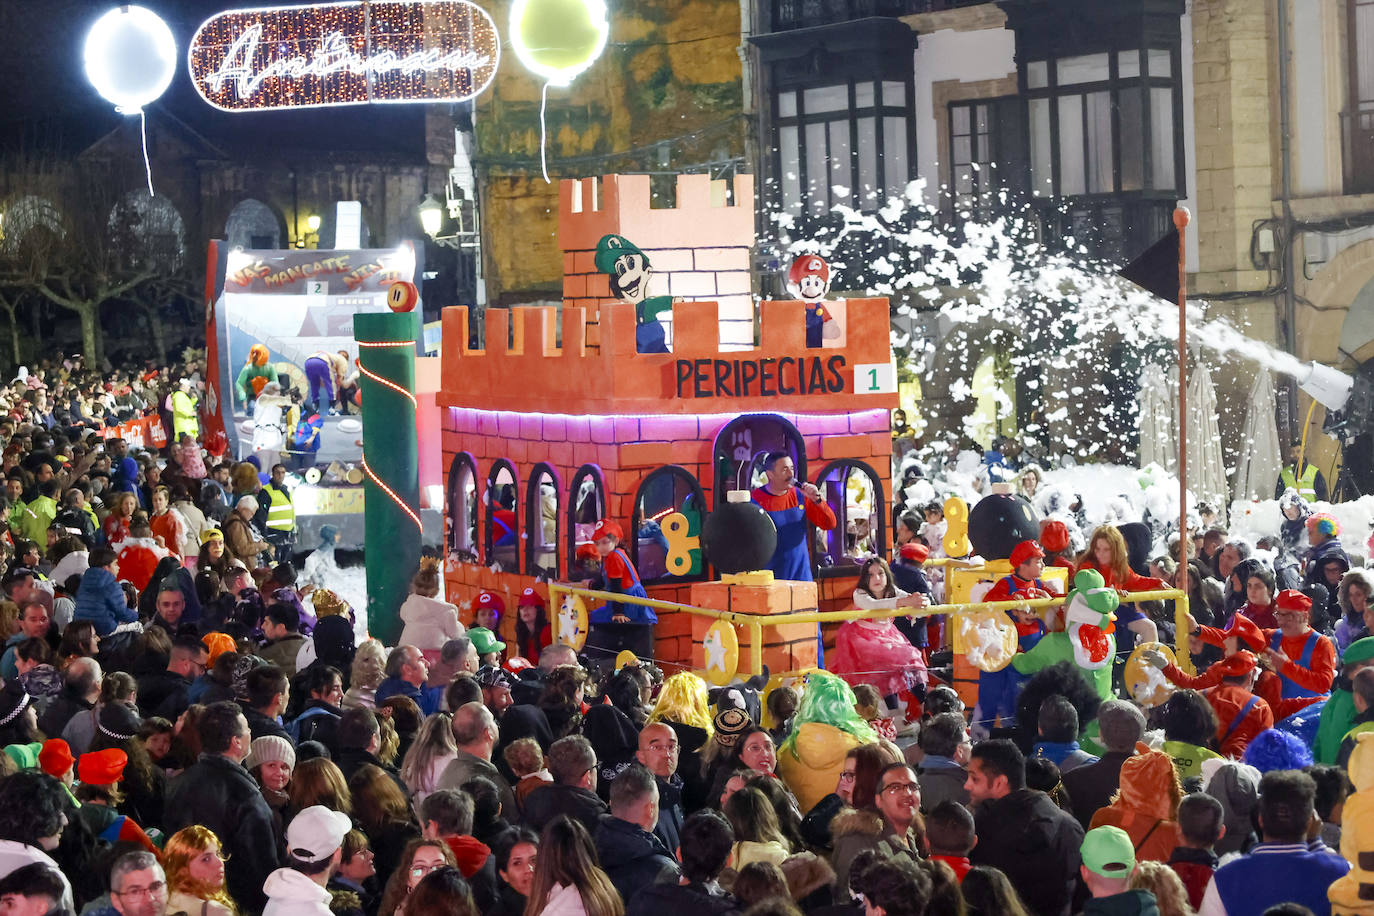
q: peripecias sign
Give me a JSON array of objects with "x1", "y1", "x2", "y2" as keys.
[{"x1": 189, "y1": 0, "x2": 500, "y2": 111}]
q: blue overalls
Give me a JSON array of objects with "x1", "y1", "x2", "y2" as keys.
[
  {"x1": 1271, "y1": 629, "x2": 1323, "y2": 699},
  {"x1": 636, "y1": 297, "x2": 671, "y2": 353},
  {"x1": 591, "y1": 548, "x2": 656, "y2": 624},
  {"x1": 805, "y1": 303, "x2": 827, "y2": 348},
  {"x1": 756, "y1": 487, "x2": 814, "y2": 582},
  {"x1": 973, "y1": 577, "x2": 1047, "y2": 729}
]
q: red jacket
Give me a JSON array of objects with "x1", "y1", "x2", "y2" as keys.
[
  {"x1": 1076, "y1": 560, "x2": 1167, "y2": 594},
  {"x1": 1204, "y1": 683, "x2": 1274, "y2": 758},
  {"x1": 442, "y1": 834, "x2": 491, "y2": 879}
]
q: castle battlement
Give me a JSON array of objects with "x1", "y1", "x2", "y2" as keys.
[{"x1": 436, "y1": 296, "x2": 896, "y2": 417}]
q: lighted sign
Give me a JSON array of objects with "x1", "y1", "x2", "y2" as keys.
[{"x1": 189, "y1": 0, "x2": 500, "y2": 112}]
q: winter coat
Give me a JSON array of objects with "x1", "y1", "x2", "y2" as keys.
[
  {"x1": 1081, "y1": 890, "x2": 1160, "y2": 916},
  {"x1": 730, "y1": 839, "x2": 790, "y2": 870},
  {"x1": 524, "y1": 783, "x2": 609, "y2": 837},
  {"x1": 374, "y1": 675, "x2": 444, "y2": 717},
  {"x1": 1166, "y1": 846, "x2": 1216, "y2": 911},
  {"x1": 223, "y1": 513, "x2": 269, "y2": 564},
  {"x1": 36, "y1": 686, "x2": 91, "y2": 741},
  {"x1": 263, "y1": 867, "x2": 333, "y2": 916},
  {"x1": 969, "y1": 789, "x2": 1084, "y2": 916},
  {"x1": 165, "y1": 753, "x2": 280, "y2": 913},
  {"x1": 653, "y1": 774, "x2": 685, "y2": 855},
  {"x1": 438, "y1": 749, "x2": 519, "y2": 818},
  {"x1": 777, "y1": 721, "x2": 862, "y2": 815},
  {"x1": 663, "y1": 719, "x2": 712, "y2": 812},
  {"x1": 1088, "y1": 750, "x2": 1181, "y2": 864},
  {"x1": 168, "y1": 890, "x2": 232, "y2": 916},
  {"x1": 625, "y1": 880, "x2": 740, "y2": 916},
  {"x1": 594, "y1": 816, "x2": 680, "y2": 904},
  {"x1": 259, "y1": 633, "x2": 309, "y2": 676},
  {"x1": 397, "y1": 592, "x2": 463, "y2": 651},
  {"x1": 1062, "y1": 750, "x2": 1135, "y2": 829},
  {"x1": 135, "y1": 668, "x2": 192, "y2": 721},
  {"x1": 537, "y1": 882, "x2": 590, "y2": 916},
  {"x1": 115, "y1": 536, "x2": 170, "y2": 591},
  {"x1": 829, "y1": 807, "x2": 922, "y2": 895},
  {"x1": 1306, "y1": 536, "x2": 1350, "y2": 588},
  {"x1": 72, "y1": 566, "x2": 137, "y2": 636},
  {"x1": 914, "y1": 758, "x2": 970, "y2": 811}
]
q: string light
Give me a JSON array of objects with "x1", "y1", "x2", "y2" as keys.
[
  {"x1": 363, "y1": 456, "x2": 423, "y2": 530},
  {"x1": 359, "y1": 344, "x2": 421, "y2": 530},
  {"x1": 357, "y1": 360, "x2": 417, "y2": 407},
  {"x1": 189, "y1": 1, "x2": 500, "y2": 112}
]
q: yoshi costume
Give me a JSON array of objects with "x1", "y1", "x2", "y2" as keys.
[
  {"x1": 235, "y1": 344, "x2": 275, "y2": 406},
  {"x1": 1316, "y1": 636, "x2": 1374, "y2": 764},
  {"x1": 594, "y1": 234, "x2": 673, "y2": 354},
  {"x1": 1012, "y1": 568, "x2": 1120, "y2": 701}
]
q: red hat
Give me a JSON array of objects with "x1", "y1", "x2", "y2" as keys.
[
  {"x1": 575, "y1": 542, "x2": 598, "y2": 561},
  {"x1": 787, "y1": 254, "x2": 831, "y2": 285},
  {"x1": 592, "y1": 520, "x2": 623, "y2": 542},
  {"x1": 1275, "y1": 589, "x2": 1313, "y2": 614},
  {"x1": 477, "y1": 591, "x2": 505, "y2": 615},
  {"x1": 505, "y1": 656, "x2": 534, "y2": 675},
  {"x1": 1010, "y1": 540, "x2": 1045, "y2": 569},
  {"x1": 518, "y1": 586, "x2": 545, "y2": 609},
  {"x1": 1211, "y1": 651, "x2": 1258, "y2": 677},
  {"x1": 1040, "y1": 520, "x2": 1071, "y2": 554},
  {"x1": 1220, "y1": 613, "x2": 1266, "y2": 652},
  {"x1": 38, "y1": 739, "x2": 74, "y2": 778},
  {"x1": 899, "y1": 543, "x2": 930, "y2": 563},
  {"x1": 78, "y1": 748, "x2": 128, "y2": 786}
]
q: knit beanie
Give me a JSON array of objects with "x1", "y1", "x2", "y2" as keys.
[{"x1": 245, "y1": 735, "x2": 296, "y2": 772}]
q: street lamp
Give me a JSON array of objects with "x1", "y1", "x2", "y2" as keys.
[
  {"x1": 306, "y1": 214, "x2": 321, "y2": 233},
  {"x1": 419, "y1": 194, "x2": 444, "y2": 239}
]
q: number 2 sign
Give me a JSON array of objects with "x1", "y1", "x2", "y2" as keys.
[{"x1": 853, "y1": 361, "x2": 897, "y2": 394}]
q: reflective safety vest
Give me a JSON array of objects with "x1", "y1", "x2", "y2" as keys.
[
  {"x1": 263, "y1": 483, "x2": 295, "y2": 532},
  {"x1": 1281, "y1": 464, "x2": 1319, "y2": 501}
]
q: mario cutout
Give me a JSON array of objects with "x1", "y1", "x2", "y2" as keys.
[
  {"x1": 786, "y1": 254, "x2": 841, "y2": 348},
  {"x1": 594, "y1": 234, "x2": 674, "y2": 353}
]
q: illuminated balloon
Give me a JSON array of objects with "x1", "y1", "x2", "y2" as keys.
[
  {"x1": 510, "y1": 0, "x2": 609, "y2": 87},
  {"x1": 83, "y1": 5, "x2": 177, "y2": 112}
]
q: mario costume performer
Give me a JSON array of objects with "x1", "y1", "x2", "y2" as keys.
[
  {"x1": 750, "y1": 451, "x2": 836, "y2": 582},
  {"x1": 594, "y1": 234, "x2": 673, "y2": 354},
  {"x1": 785, "y1": 254, "x2": 841, "y2": 348},
  {"x1": 235, "y1": 344, "x2": 275, "y2": 410},
  {"x1": 588, "y1": 520, "x2": 656, "y2": 625},
  {"x1": 972, "y1": 540, "x2": 1051, "y2": 729},
  {"x1": 303, "y1": 350, "x2": 348, "y2": 417},
  {"x1": 1190, "y1": 589, "x2": 1336, "y2": 701}
]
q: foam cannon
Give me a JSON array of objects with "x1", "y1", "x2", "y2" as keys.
[{"x1": 1296, "y1": 361, "x2": 1373, "y2": 443}]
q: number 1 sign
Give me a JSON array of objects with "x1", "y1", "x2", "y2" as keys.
[{"x1": 853, "y1": 360, "x2": 897, "y2": 395}]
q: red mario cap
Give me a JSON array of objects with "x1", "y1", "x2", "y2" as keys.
[
  {"x1": 477, "y1": 591, "x2": 505, "y2": 615},
  {"x1": 1010, "y1": 540, "x2": 1045, "y2": 569},
  {"x1": 1275, "y1": 589, "x2": 1313, "y2": 614},
  {"x1": 899, "y1": 543, "x2": 930, "y2": 563},
  {"x1": 78, "y1": 748, "x2": 128, "y2": 785},
  {"x1": 593, "y1": 520, "x2": 624, "y2": 542},
  {"x1": 518, "y1": 586, "x2": 545, "y2": 609},
  {"x1": 787, "y1": 254, "x2": 830, "y2": 285},
  {"x1": 1040, "y1": 520, "x2": 1071, "y2": 554},
  {"x1": 1223, "y1": 613, "x2": 1267, "y2": 652},
  {"x1": 1212, "y1": 651, "x2": 1258, "y2": 677}
]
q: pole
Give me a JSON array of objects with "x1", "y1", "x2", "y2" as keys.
[
  {"x1": 1175, "y1": 206, "x2": 1192, "y2": 672},
  {"x1": 1277, "y1": 0, "x2": 1298, "y2": 440},
  {"x1": 356, "y1": 312, "x2": 421, "y2": 644}
]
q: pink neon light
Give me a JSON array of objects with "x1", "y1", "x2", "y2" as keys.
[{"x1": 447, "y1": 406, "x2": 891, "y2": 425}]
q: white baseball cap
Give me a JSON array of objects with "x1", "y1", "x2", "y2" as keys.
[{"x1": 285, "y1": 806, "x2": 352, "y2": 863}]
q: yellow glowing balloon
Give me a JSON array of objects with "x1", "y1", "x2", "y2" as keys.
[{"x1": 510, "y1": 0, "x2": 609, "y2": 87}]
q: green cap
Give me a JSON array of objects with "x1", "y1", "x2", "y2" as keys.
[
  {"x1": 1081, "y1": 826, "x2": 1135, "y2": 878},
  {"x1": 468, "y1": 627, "x2": 506, "y2": 656},
  {"x1": 1345, "y1": 637, "x2": 1374, "y2": 667},
  {"x1": 593, "y1": 234, "x2": 649, "y2": 275},
  {"x1": 3, "y1": 742, "x2": 41, "y2": 770}
]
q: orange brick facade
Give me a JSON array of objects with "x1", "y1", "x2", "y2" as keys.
[{"x1": 436, "y1": 175, "x2": 899, "y2": 675}]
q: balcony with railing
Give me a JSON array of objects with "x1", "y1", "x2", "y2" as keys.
[{"x1": 769, "y1": 0, "x2": 990, "y2": 31}]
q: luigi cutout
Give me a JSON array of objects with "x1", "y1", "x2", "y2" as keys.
[
  {"x1": 595, "y1": 234, "x2": 674, "y2": 353},
  {"x1": 1012, "y1": 568, "x2": 1119, "y2": 701}
]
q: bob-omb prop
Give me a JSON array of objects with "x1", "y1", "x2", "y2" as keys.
[
  {"x1": 699, "y1": 490, "x2": 777, "y2": 683},
  {"x1": 967, "y1": 483, "x2": 1041, "y2": 561},
  {"x1": 509, "y1": 0, "x2": 609, "y2": 182},
  {"x1": 84, "y1": 5, "x2": 176, "y2": 195},
  {"x1": 785, "y1": 254, "x2": 841, "y2": 348}
]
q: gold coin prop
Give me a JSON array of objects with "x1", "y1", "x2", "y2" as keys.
[
  {"x1": 952, "y1": 607, "x2": 1019, "y2": 672},
  {"x1": 557, "y1": 593, "x2": 589, "y2": 651},
  {"x1": 702, "y1": 619, "x2": 740, "y2": 686},
  {"x1": 1124, "y1": 641, "x2": 1178, "y2": 708}
]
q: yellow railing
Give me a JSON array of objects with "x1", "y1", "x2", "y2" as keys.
[{"x1": 547, "y1": 581, "x2": 1194, "y2": 679}]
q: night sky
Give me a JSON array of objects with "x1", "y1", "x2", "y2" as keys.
[{"x1": 0, "y1": 0, "x2": 427, "y2": 158}]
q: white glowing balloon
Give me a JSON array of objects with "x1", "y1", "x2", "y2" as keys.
[{"x1": 84, "y1": 5, "x2": 177, "y2": 112}]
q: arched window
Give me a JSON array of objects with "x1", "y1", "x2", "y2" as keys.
[
  {"x1": 109, "y1": 190, "x2": 185, "y2": 271},
  {"x1": 712, "y1": 414, "x2": 807, "y2": 504},
  {"x1": 485, "y1": 460, "x2": 519, "y2": 571},
  {"x1": 0, "y1": 195, "x2": 64, "y2": 257},
  {"x1": 526, "y1": 463, "x2": 560, "y2": 580},
  {"x1": 813, "y1": 459, "x2": 886, "y2": 574},
  {"x1": 567, "y1": 464, "x2": 605, "y2": 575},
  {"x1": 446, "y1": 452, "x2": 478, "y2": 560},
  {"x1": 226, "y1": 199, "x2": 283, "y2": 249},
  {"x1": 630, "y1": 466, "x2": 708, "y2": 584}
]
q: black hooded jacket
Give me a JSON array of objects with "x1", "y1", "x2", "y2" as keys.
[
  {"x1": 594, "y1": 815, "x2": 680, "y2": 904},
  {"x1": 969, "y1": 788, "x2": 1084, "y2": 916}
]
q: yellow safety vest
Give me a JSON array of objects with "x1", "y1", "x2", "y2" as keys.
[
  {"x1": 1281, "y1": 464, "x2": 1319, "y2": 501},
  {"x1": 263, "y1": 483, "x2": 295, "y2": 532}
]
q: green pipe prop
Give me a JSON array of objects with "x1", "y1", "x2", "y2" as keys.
[{"x1": 355, "y1": 312, "x2": 420, "y2": 645}]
